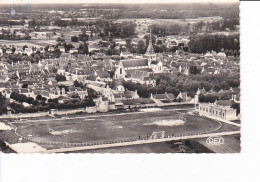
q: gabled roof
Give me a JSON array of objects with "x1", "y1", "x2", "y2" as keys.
[
  {"x1": 95, "y1": 70, "x2": 110, "y2": 78},
  {"x1": 59, "y1": 53, "x2": 70, "y2": 58},
  {"x1": 0, "y1": 82, "x2": 9, "y2": 88},
  {"x1": 124, "y1": 90, "x2": 138, "y2": 99},
  {"x1": 0, "y1": 75, "x2": 9, "y2": 80},
  {"x1": 78, "y1": 54, "x2": 87, "y2": 60},
  {"x1": 41, "y1": 91, "x2": 50, "y2": 97},
  {"x1": 121, "y1": 59, "x2": 148, "y2": 68},
  {"x1": 131, "y1": 70, "x2": 150, "y2": 80},
  {"x1": 113, "y1": 81, "x2": 123, "y2": 89},
  {"x1": 58, "y1": 96, "x2": 70, "y2": 100},
  {"x1": 153, "y1": 93, "x2": 175, "y2": 100},
  {"x1": 216, "y1": 100, "x2": 235, "y2": 107}
]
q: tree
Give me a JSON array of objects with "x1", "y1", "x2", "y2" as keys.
[
  {"x1": 78, "y1": 42, "x2": 89, "y2": 55},
  {"x1": 11, "y1": 47, "x2": 16, "y2": 53},
  {"x1": 22, "y1": 83, "x2": 28, "y2": 88},
  {"x1": 157, "y1": 39, "x2": 163, "y2": 45},
  {"x1": 190, "y1": 66, "x2": 200, "y2": 75},
  {"x1": 231, "y1": 103, "x2": 240, "y2": 115},
  {"x1": 169, "y1": 46, "x2": 178, "y2": 53},
  {"x1": 137, "y1": 40, "x2": 146, "y2": 54},
  {"x1": 189, "y1": 34, "x2": 240, "y2": 53},
  {"x1": 71, "y1": 36, "x2": 78, "y2": 42},
  {"x1": 183, "y1": 46, "x2": 189, "y2": 52},
  {"x1": 41, "y1": 97, "x2": 47, "y2": 102},
  {"x1": 56, "y1": 37, "x2": 62, "y2": 42},
  {"x1": 36, "y1": 95, "x2": 42, "y2": 101},
  {"x1": 74, "y1": 80, "x2": 85, "y2": 89},
  {"x1": 22, "y1": 45, "x2": 28, "y2": 50},
  {"x1": 79, "y1": 33, "x2": 89, "y2": 42},
  {"x1": 25, "y1": 97, "x2": 34, "y2": 104},
  {"x1": 55, "y1": 74, "x2": 66, "y2": 82},
  {"x1": 32, "y1": 100, "x2": 39, "y2": 106}
]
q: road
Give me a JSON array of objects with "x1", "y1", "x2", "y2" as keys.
[{"x1": 36, "y1": 130, "x2": 240, "y2": 154}]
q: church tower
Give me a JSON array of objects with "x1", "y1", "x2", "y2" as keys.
[
  {"x1": 144, "y1": 29, "x2": 156, "y2": 61},
  {"x1": 145, "y1": 29, "x2": 155, "y2": 55}
]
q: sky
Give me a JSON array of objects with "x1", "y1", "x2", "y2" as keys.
[{"x1": 0, "y1": 0, "x2": 239, "y2": 4}]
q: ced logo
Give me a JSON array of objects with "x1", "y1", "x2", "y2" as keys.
[{"x1": 206, "y1": 137, "x2": 224, "y2": 145}]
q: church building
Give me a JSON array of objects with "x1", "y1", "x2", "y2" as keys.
[{"x1": 114, "y1": 29, "x2": 163, "y2": 82}]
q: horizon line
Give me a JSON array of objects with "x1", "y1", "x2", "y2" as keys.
[{"x1": 0, "y1": 1, "x2": 239, "y2": 5}]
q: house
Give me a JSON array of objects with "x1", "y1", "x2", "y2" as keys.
[
  {"x1": 0, "y1": 75, "x2": 10, "y2": 83},
  {"x1": 58, "y1": 46, "x2": 65, "y2": 53},
  {"x1": 130, "y1": 69, "x2": 152, "y2": 84},
  {"x1": 0, "y1": 82, "x2": 9, "y2": 92},
  {"x1": 94, "y1": 96, "x2": 109, "y2": 112},
  {"x1": 143, "y1": 77, "x2": 156, "y2": 86},
  {"x1": 24, "y1": 48, "x2": 33, "y2": 55},
  {"x1": 94, "y1": 70, "x2": 111, "y2": 82},
  {"x1": 150, "y1": 60, "x2": 163, "y2": 73},
  {"x1": 49, "y1": 46, "x2": 55, "y2": 52},
  {"x1": 176, "y1": 92, "x2": 191, "y2": 102},
  {"x1": 196, "y1": 88, "x2": 206, "y2": 95},
  {"x1": 207, "y1": 89, "x2": 217, "y2": 94},
  {"x1": 69, "y1": 48, "x2": 78, "y2": 54},
  {"x1": 67, "y1": 87, "x2": 88, "y2": 99},
  {"x1": 124, "y1": 90, "x2": 139, "y2": 99},
  {"x1": 120, "y1": 51, "x2": 134, "y2": 59},
  {"x1": 66, "y1": 68, "x2": 93, "y2": 82},
  {"x1": 6, "y1": 49, "x2": 13, "y2": 54},
  {"x1": 121, "y1": 98, "x2": 155, "y2": 109},
  {"x1": 49, "y1": 87, "x2": 66, "y2": 99},
  {"x1": 151, "y1": 93, "x2": 175, "y2": 103},
  {"x1": 58, "y1": 96, "x2": 80, "y2": 104},
  {"x1": 112, "y1": 81, "x2": 125, "y2": 92}
]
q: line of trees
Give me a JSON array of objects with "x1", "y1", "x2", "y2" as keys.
[
  {"x1": 149, "y1": 18, "x2": 239, "y2": 36},
  {"x1": 123, "y1": 72, "x2": 240, "y2": 98},
  {"x1": 0, "y1": 93, "x2": 8, "y2": 115},
  {"x1": 10, "y1": 92, "x2": 35, "y2": 105},
  {"x1": 8, "y1": 97, "x2": 95, "y2": 114},
  {"x1": 0, "y1": 29, "x2": 31, "y2": 40},
  {"x1": 198, "y1": 94, "x2": 232, "y2": 103},
  {"x1": 122, "y1": 81, "x2": 181, "y2": 98},
  {"x1": 103, "y1": 21, "x2": 137, "y2": 38},
  {"x1": 7, "y1": 91, "x2": 96, "y2": 114}
]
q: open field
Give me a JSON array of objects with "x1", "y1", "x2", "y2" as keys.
[
  {"x1": 9, "y1": 108, "x2": 240, "y2": 150},
  {"x1": 0, "y1": 39, "x2": 55, "y2": 47},
  {"x1": 115, "y1": 17, "x2": 223, "y2": 25}
]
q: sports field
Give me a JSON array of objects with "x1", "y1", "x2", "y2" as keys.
[{"x1": 11, "y1": 108, "x2": 235, "y2": 148}]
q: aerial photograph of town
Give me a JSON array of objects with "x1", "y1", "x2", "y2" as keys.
[{"x1": 0, "y1": 1, "x2": 240, "y2": 153}]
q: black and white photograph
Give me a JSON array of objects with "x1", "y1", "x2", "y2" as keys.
[{"x1": 0, "y1": 0, "x2": 241, "y2": 154}]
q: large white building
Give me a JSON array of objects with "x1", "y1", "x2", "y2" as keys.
[{"x1": 198, "y1": 100, "x2": 237, "y2": 121}]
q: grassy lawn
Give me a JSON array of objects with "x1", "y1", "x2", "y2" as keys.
[{"x1": 14, "y1": 109, "x2": 223, "y2": 145}]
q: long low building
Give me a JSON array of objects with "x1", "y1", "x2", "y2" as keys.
[{"x1": 198, "y1": 100, "x2": 237, "y2": 121}]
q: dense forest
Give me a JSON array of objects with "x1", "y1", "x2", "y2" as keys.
[{"x1": 188, "y1": 34, "x2": 240, "y2": 53}]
